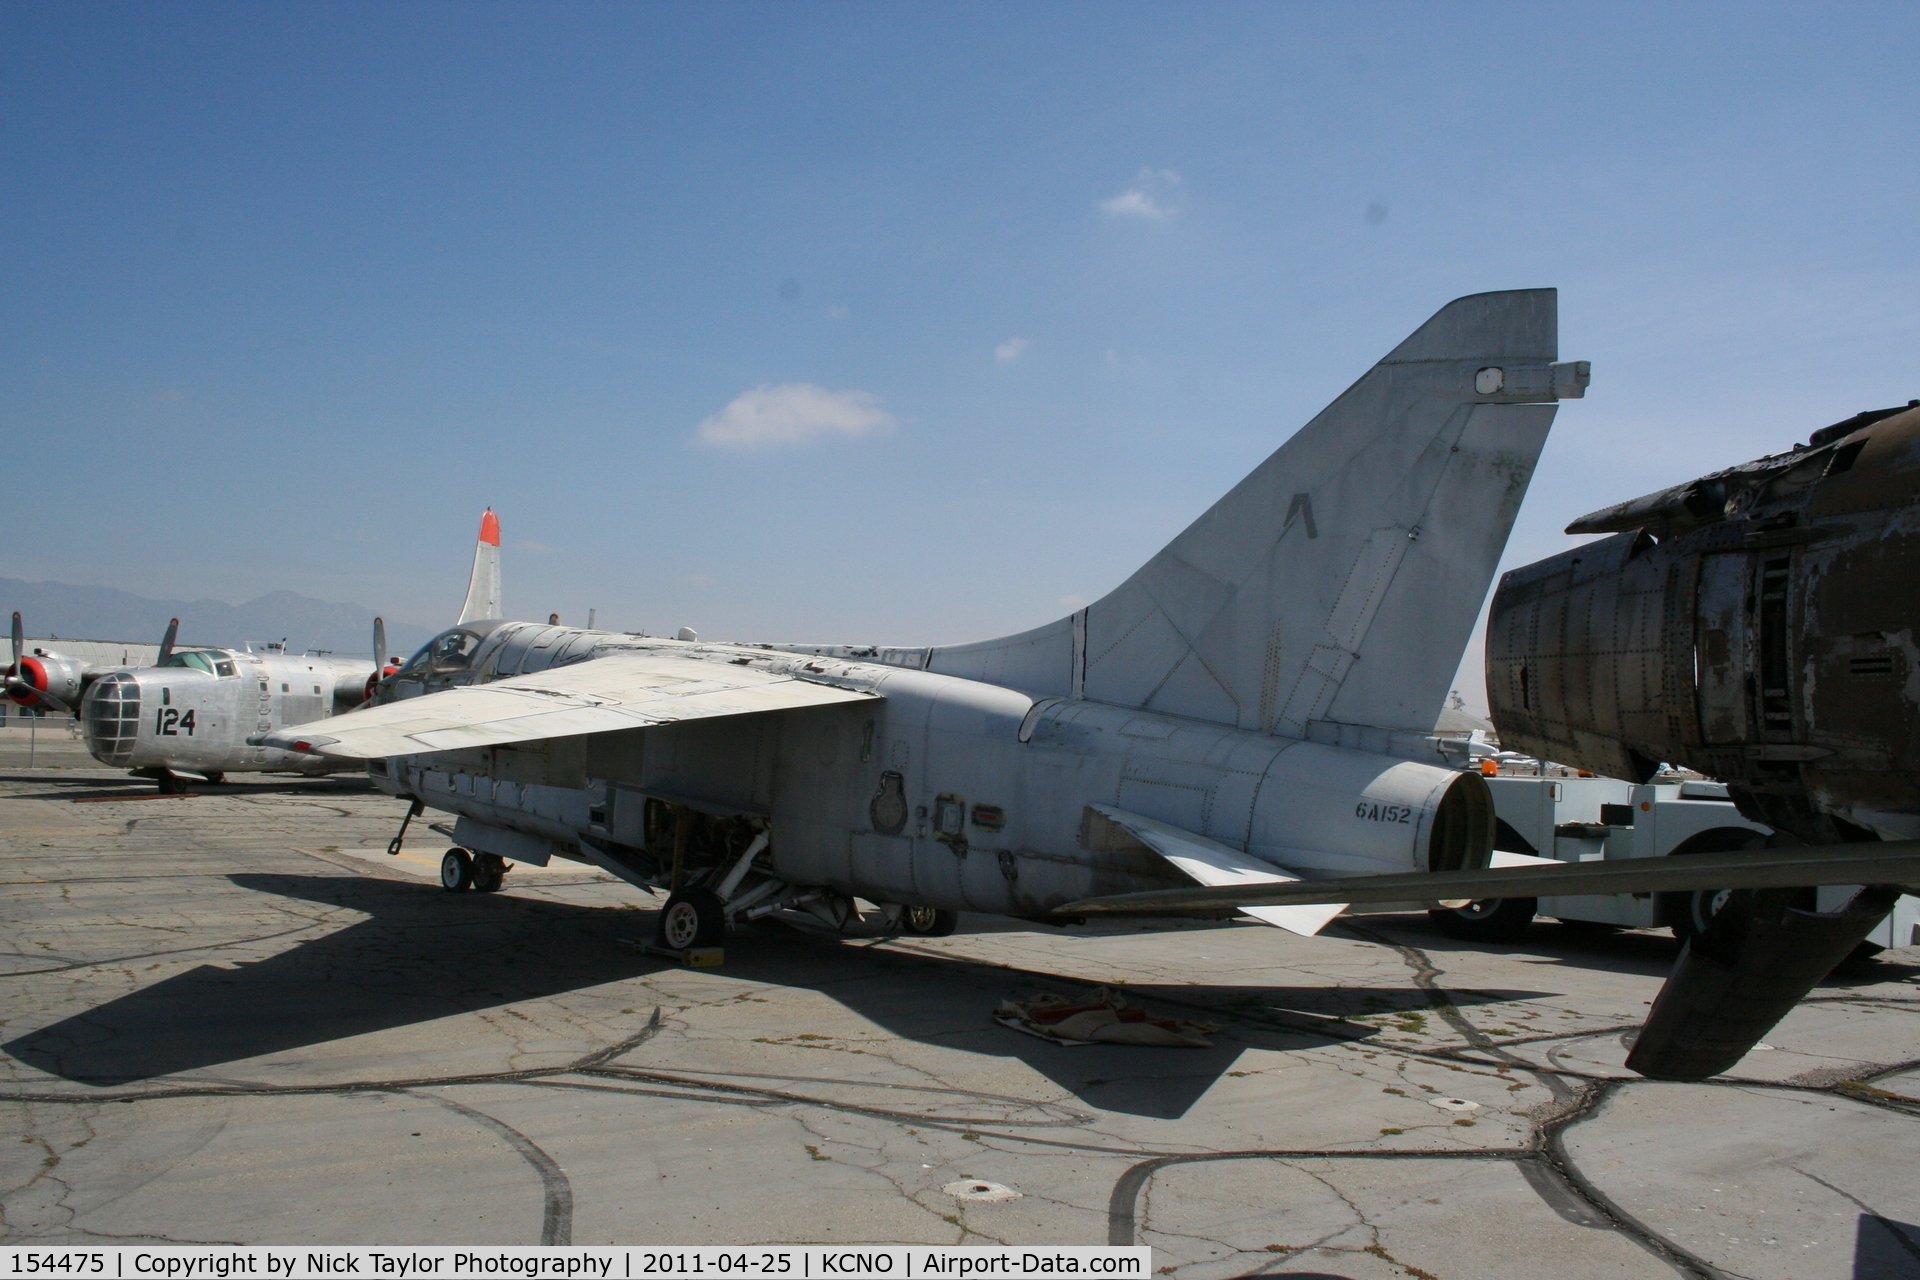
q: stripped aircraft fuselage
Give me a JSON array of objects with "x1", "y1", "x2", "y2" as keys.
[{"x1": 373, "y1": 624, "x2": 1495, "y2": 921}]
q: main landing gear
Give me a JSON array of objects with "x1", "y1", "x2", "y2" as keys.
[
  {"x1": 439, "y1": 848, "x2": 508, "y2": 893},
  {"x1": 898, "y1": 904, "x2": 959, "y2": 937},
  {"x1": 658, "y1": 886, "x2": 727, "y2": 949}
]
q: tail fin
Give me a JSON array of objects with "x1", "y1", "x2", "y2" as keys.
[
  {"x1": 456, "y1": 508, "x2": 503, "y2": 624},
  {"x1": 929, "y1": 289, "x2": 1585, "y2": 736}
]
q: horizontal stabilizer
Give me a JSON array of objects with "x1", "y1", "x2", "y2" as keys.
[
  {"x1": 1061, "y1": 840, "x2": 1920, "y2": 915},
  {"x1": 254, "y1": 646, "x2": 879, "y2": 758},
  {"x1": 1088, "y1": 804, "x2": 1346, "y2": 936}
]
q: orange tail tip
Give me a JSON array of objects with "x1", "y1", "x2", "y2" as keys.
[{"x1": 479, "y1": 508, "x2": 501, "y2": 547}]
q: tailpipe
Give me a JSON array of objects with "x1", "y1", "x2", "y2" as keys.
[{"x1": 1625, "y1": 883, "x2": 1901, "y2": 1081}]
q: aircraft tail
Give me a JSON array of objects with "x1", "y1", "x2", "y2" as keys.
[
  {"x1": 455, "y1": 508, "x2": 503, "y2": 624},
  {"x1": 928, "y1": 289, "x2": 1587, "y2": 736}
]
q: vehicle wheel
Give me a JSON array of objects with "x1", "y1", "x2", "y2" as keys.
[
  {"x1": 199, "y1": 771, "x2": 225, "y2": 785},
  {"x1": 1428, "y1": 897, "x2": 1537, "y2": 943},
  {"x1": 471, "y1": 852, "x2": 508, "y2": 893},
  {"x1": 899, "y1": 904, "x2": 958, "y2": 937},
  {"x1": 1660, "y1": 829, "x2": 1767, "y2": 943},
  {"x1": 1667, "y1": 886, "x2": 1735, "y2": 944},
  {"x1": 155, "y1": 770, "x2": 187, "y2": 795},
  {"x1": 439, "y1": 847, "x2": 474, "y2": 892},
  {"x1": 658, "y1": 886, "x2": 726, "y2": 950}
]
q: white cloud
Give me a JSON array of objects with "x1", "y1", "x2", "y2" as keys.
[
  {"x1": 695, "y1": 383, "x2": 897, "y2": 449},
  {"x1": 994, "y1": 337, "x2": 1030, "y2": 364},
  {"x1": 1100, "y1": 168, "x2": 1181, "y2": 220}
]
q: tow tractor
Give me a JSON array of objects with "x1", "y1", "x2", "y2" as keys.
[{"x1": 1427, "y1": 761, "x2": 1920, "y2": 954}]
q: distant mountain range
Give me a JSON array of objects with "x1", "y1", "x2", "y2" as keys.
[{"x1": 2, "y1": 578, "x2": 436, "y2": 660}]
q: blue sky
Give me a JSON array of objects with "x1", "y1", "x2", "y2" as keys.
[{"x1": 6, "y1": 3, "x2": 1917, "y2": 708}]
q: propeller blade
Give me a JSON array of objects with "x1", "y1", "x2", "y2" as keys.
[
  {"x1": 156, "y1": 618, "x2": 179, "y2": 665},
  {"x1": 373, "y1": 617, "x2": 387, "y2": 669},
  {"x1": 5, "y1": 677, "x2": 70, "y2": 714},
  {"x1": 10, "y1": 612, "x2": 22, "y2": 667}
]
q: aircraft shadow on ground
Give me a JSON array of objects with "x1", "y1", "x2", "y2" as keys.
[
  {"x1": 5, "y1": 872, "x2": 1546, "y2": 1118},
  {"x1": 1856, "y1": 1215, "x2": 1920, "y2": 1279}
]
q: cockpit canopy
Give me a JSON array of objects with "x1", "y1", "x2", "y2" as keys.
[
  {"x1": 399, "y1": 620, "x2": 507, "y2": 676},
  {"x1": 161, "y1": 650, "x2": 238, "y2": 677}
]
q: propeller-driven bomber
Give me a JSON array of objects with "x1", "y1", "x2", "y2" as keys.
[
  {"x1": 5, "y1": 608, "x2": 379, "y2": 791},
  {"x1": 257, "y1": 290, "x2": 1920, "y2": 1081}
]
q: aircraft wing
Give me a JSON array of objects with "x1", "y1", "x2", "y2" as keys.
[
  {"x1": 252, "y1": 648, "x2": 880, "y2": 759},
  {"x1": 1088, "y1": 805, "x2": 1349, "y2": 937},
  {"x1": 1060, "y1": 840, "x2": 1920, "y2": 915}
]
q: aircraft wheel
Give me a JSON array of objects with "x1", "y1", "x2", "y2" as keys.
[
  {"x1": 658, "y1": 886, "x2": 726, "y2": 950},
  {"x1": 471, "y1": 852, "x2": 508, "y2": 893},
  {"x1": 155, "y1": 770, "x2": 187, "y2": 795},
  {"x1": 1428, "y1": 897, "x2": 1536, "y2": 943},
  {"x1": 200, "y1": 771, "x2": 225, "y2": 785},
  {"x1": 439, "y1": 847, "x2": 474, "y2": 893},
  {"x1": 899, "y1": 905, "x2": 958, "y2": 937}
]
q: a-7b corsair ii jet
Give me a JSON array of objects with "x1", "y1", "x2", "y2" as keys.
[{"x1": 260, "y1": 290, "x2": 1920, "y2": 1079}]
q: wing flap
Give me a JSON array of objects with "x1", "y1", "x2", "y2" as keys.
[
  {"x1": 1062, "y1": 840, "x2": 1920, "y2": 915},
  {"x1": 255, "y1": 647, "x2": 879, "y2": 759},
  {"x1": 1090, "y1": 804, "x2": 1347, "y2": 937}
]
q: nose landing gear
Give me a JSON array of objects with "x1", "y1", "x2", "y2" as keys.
[{"x1": 440, "y1": 848, "x2": 509, "y2": 893}]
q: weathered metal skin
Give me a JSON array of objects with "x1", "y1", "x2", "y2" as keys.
[
  {"x1": 79, "y1": 648, "x2": 372, "y2": 777},
  {"x1": 1487, "y1": 403, "x2": 1920, "y2": 845},
  {"x1": 381, "y1": 628, "x2": 1493, "y2": 918}
]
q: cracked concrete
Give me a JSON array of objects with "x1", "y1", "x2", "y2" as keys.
[{"x1": 0, "y1": 755, "x2": 1916, "y2": 1278}]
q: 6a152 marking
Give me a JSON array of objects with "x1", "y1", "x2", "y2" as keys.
[{"x1": 1354, "y1": 801, "x2": 1412, "y2": 824}]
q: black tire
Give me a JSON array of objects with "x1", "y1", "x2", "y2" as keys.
[
  {"x1": 439, "y1": 847, "x2": 474, "y2": 893},
  {"x1": 155, "y1": 770, "x2": 187, "y2": 795},
  {"x1": 471, "y1": 852, "x2": 507, "y2": 893},
  {"x1": 200, "y1": 771, "x2": 225, "y2": 785},
  {"x1": 658, "y1": 886, "x2": 726, "y2": 950},
  {"x1": 1660, "y1": 828, "x2": 1766, "y2": 943},
  {"x1": 899, "y1": 905, "x2": 958, "y2": 937},
  {"x1": 1428, "y1": 897, "x2": 1537, "y2": 943},
  {"x1": 1666, "y1": 886, "x2": 1735, "y2": 944}
]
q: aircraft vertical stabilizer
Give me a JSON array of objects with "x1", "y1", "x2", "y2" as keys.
[
  {"x1": 928, "y1": 289, "x2": 1585, "y2": 736},
  {"x1": 456, "y1": 508, "x2": 503, "y2": 625}
]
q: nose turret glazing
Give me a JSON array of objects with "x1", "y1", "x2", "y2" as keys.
[{"x1": 82, "y1": 672, "x2": 141, "y2": 766}]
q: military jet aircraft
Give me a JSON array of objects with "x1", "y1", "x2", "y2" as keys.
[{"x1": 258, "y1": 290, "x2": 1920, "y2": 1078}]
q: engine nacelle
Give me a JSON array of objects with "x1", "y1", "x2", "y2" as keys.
[
  {"x1": 8, "y1": 650, "x2": 86, "y2": 710},
  {"x1": 1249, "y1": 739, "x2": 1496, "y2": 878}
]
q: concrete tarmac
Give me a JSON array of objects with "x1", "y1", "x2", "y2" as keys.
[{"x1": 1, "y1": 755, "x2": 1916, "y2": 1279}]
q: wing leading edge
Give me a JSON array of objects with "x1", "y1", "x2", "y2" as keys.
[{"x1": 253, "y1": 646, "x2": 880, "y2": 759}]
